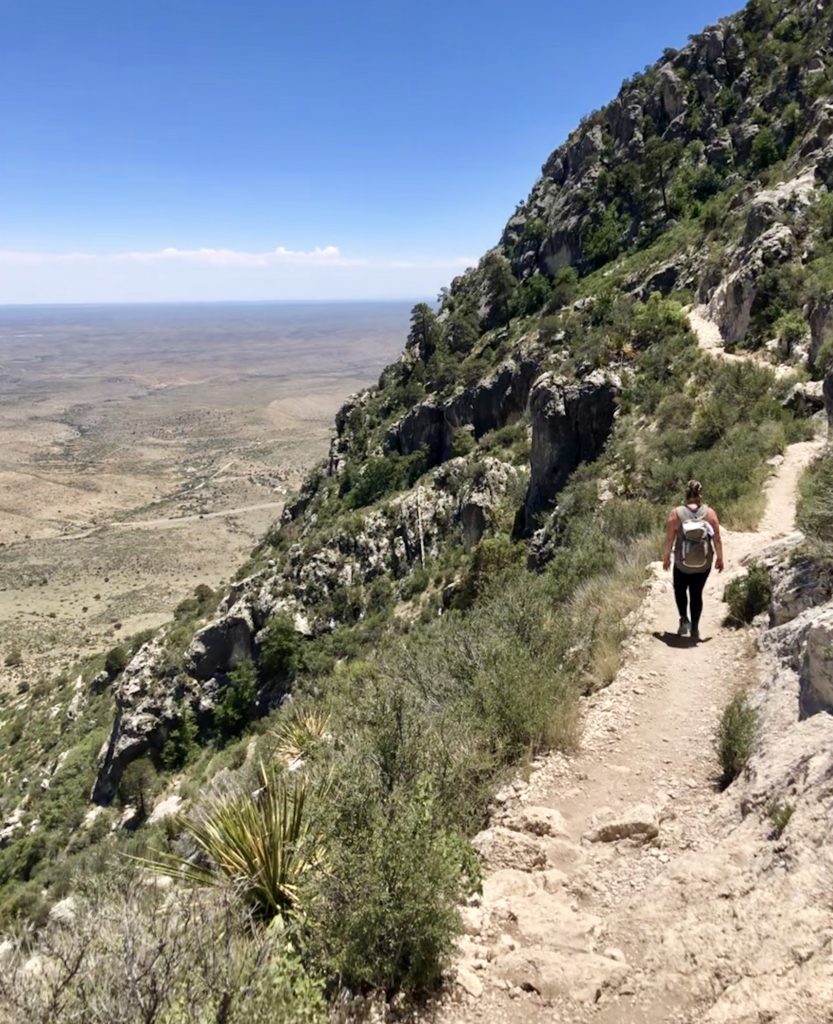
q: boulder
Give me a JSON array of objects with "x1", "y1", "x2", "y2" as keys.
[
  {"x1": 523, "y1": 371, "x2": 620, "y2": 530},
  {"x1": 709, "y1": 224, "x2": 796, "y2": 345},
  {"x1": 800, "y1": 611, "x2": 833, "y2": 718},
  {"x1": 506, "y1": 804, "x2": 570, "y2": 839},
  {"x1": 781, "y1": 381, "x2": 824, "y2": 417},
  {"x1": 658, "y1": 64, "x2": 687, "y2": 121},
  {"x1": 471, "y1": 826, "x2": 548, "y2": 872},
  {"x1": 769, "y1": 555, "x2": 833, "y2": 628},
  {"x1": 494, "y1": 946, "x2": 628, "y2": 1004},
  {"x1": 385, "y1": 358, "x2": 539, "y2": 465},
  {"x1": 585, "y1": 803, "x2": 659, "y2": 843},
  {"x1": 184, "y1": 611, "x2": 256, "y2": 682}
]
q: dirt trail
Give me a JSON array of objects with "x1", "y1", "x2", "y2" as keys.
[
  {"x1": 437, "y1": 314, "x2": 826, "y2": 1024},
  {"x1": 688, "y1": 306, "x2": 791, "y2": 379}
]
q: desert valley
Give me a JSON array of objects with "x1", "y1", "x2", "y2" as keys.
[{"x1": 0, "y1": 301, "x2": 407, "y2": 684}]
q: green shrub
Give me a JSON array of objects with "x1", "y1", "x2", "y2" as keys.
[
  {"x1": 723, "y1": 564, "x2": 772, "y2": 625},
  {"x1": 214, "y1": 660, "x2": 258, "y2": 743},
  {"x1": 767, "y1": 799, "x2": 794, "y2": 839},
  {"x1": 750, "y1": 126, "x2": 780, "y2": 170},
  {"x1": 259, "y1": 615, "x2": 304, "y2": 688},
  {"x1": 117, "y1": 757, "x2": 161, "y2": 819},
  {"x1": 162, "y1": 706, "x2": 200, "y2": 770},
  {"x1": 797, "y1": 448, "x2": 833, "y2": 549},
  {"x1": 104, "y1": 645, "x2": 129, "y2": 677},
  {"x1": 716, "y1": 691, "x2": 758, "y2": 787},
  {"x1": 303, "y1": 773, "x2": 469, "y2": 997}
]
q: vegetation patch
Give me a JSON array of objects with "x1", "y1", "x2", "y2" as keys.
[{"x1": 716, "y1": 690, "x2": 759, "y2": 788}]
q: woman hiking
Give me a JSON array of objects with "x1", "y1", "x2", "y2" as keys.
[{"x1": 662, "y1": 480, "x2": 724, "y2": 642}]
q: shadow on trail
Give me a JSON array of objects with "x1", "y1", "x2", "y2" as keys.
[{"x1": 652, "y1": 631, "x2": 713, "y2": 649}]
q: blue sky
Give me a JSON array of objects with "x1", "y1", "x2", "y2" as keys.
[{"x1": 1, "y1": 0, "x2": 741, "y2": 303}]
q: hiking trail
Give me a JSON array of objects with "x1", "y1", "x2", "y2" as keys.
[{"x1": 435, "y1": 312, "x2": 827, "y2": 1024}]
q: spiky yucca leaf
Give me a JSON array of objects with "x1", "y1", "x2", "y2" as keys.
[
  {"x1": 137, "y1": 763, "x2": 322, "y2": 919},
  {"x1": 273, "y1": 710, "x2": 331, "y2": 768}
]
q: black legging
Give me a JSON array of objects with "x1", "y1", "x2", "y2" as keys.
[{"x1": 673, "y1": 567, "x2": 710, "y2": 629}]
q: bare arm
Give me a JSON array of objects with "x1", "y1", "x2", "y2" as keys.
[
  {"x1": 708, "y1": 509, "x2": 724, "y2": 572},
  {"x1": 662, "y1": 509, "x2": 678, "y2": 571}
]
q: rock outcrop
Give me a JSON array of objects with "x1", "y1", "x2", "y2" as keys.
[
  {"x1": 385, "y1": 358, "x2": 539, "y2": 465},
  {"x1": 523, "y1": 370, "x2": 620, "y2": 530}
]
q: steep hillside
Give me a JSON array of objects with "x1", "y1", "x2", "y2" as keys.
[{"x1": 3, "y1": 0, "x2": 833, "y2": 1019}]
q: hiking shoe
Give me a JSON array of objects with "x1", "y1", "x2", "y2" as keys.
[
  {"x1": 691, "y1": 626, "x2": 701, "y2": 643},
  {"x1": 678, "y1": 618, "x2": 691, "y2": 637}
]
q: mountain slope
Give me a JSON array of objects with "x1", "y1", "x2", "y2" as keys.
[{"x1": 3, "y1": 0, "x2": 833, "y2": 1017}]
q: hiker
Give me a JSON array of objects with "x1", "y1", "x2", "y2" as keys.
[{"x1": 662, "y1": 480, "x2": 724, "y2": 642}]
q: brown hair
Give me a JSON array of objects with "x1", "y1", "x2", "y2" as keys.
[{"x1": 685, "y1": 479, "x2": 703, "y2": 503}]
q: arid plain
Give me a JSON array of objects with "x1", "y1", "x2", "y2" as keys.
[{"x1": 0, "y1": 302, "x2": 408, "y2": 685}]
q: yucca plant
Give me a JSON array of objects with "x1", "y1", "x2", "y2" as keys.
[
  {"x1": 139, "y1": 763, "x2": 323, "y2": 919},
  {"x1": 273, "y1": 710, "x2": 331, "y2": 769}
]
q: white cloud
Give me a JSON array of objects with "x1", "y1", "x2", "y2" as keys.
[
  {"x1": 0, "y1": 245, "x2": 480, "y2": 303},
  {"x1": 0, "y1": 246, "x2": 477, "y2": 272},
  {"x1": 114, "y1": 245, "x2": 363, "y2": 267}
]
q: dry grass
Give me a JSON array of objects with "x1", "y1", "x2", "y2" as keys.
[{"x1": 568, "y1": 537, "x2": 656, "y2": 691}]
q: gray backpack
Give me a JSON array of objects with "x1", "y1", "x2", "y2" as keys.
[{"x1": 675, "y1": 505, "x2": 712, "y2": 571}]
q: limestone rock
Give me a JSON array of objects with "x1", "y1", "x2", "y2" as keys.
[
  {"x1": 482, "y1": 868, "x2": 542, "y2": 903},
  {"x1": 471, "y1": 827, "x2": 547, "y2": 872},
  {"x1": 506, "y1": 804, "x2": 569, "y2": 839},
  {"x1": 585, "y1": 803, "x2": 659, "y2": 843},
  {"x1": 47, "y1": 896, "x2": 78, "y2": 928},
  {"x1": 493, "y1": 946, "x2": 628, "y2": 1004},
  {"x1": 454, "y1": 965, "x2": 484, "y2": 999},
  {"x1": 769, "y1": 554, "x2": 833, "y2": 628},
  {"x1": 781, "y1": 381, "x2": 824, "y2": 416},
  {"x1": 523, "y1": 370, "x2": 620, "y2": 530},
  {"x1": 185, "y1": 611, "x2": 256, "y2": 682}
]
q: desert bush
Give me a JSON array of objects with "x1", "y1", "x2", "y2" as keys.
[
  {"x1": 144, "y1": 764, "x2": 322, "y2": 920},
  {"x1": 723, "y1": 564, "x2": 772, "y2": 625},
  {"x1": 302, "y1": 770, "x2": 470, "y2": 998},
  {"x1": 0, "y1": 878, "x2": 326, "y2": 1024},
  {"x1": 4, "y1": 648, "x2": 23, "y2": 668},
  {"x1": 214, "y1": 659, "x2": 258, "y2": 743},
  {"x1": 797, "y1": 447, "x2": 833, "y2": 550},
  {"x1": 767, "y1": 799, "x2": 795, "y2": 838},
  {"x1": 104, "y1": 645, "x2": 129, "y2": 676},
  {"x1": 716, "y1": 690, "x2": 758, "y2": 787}
]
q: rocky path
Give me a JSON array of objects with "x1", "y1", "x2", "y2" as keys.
[{"x1": 435, "y1": 318, "x2": 827, "y2": 1024}]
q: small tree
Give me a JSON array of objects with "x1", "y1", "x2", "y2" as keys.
[
  {"x1": 162, "y1": 705, "x2": 200, "y2": 770},
  {"x1": 259, "y1": 616, "x2": 304, "y2": 687},
  {"x1": 117, "y1": 758, "x2": 159, "y2": 820},
  {"x1": 643, "y1": 138, "x2": 683, "y2": 220},
  {"x1": 214, "y1": 659, "x2": 258, "y2": 744},
  {"x1": 104, "y1": 646, "x2": 129, "y2": 677},
  {"x1": 751, "y1": 127, "x2": 780, "y2": 170},
  {"x1": 406, "y1": 303, "x2": 441, "y2": 363}
]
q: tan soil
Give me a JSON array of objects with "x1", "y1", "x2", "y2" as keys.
[{"x1": 0, "y1": 310, "x2": 404, "y2": 688}]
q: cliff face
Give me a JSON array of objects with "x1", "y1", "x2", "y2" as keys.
[{"x1": 4, "y1": 0, "x2": 833, "y2": 937}]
